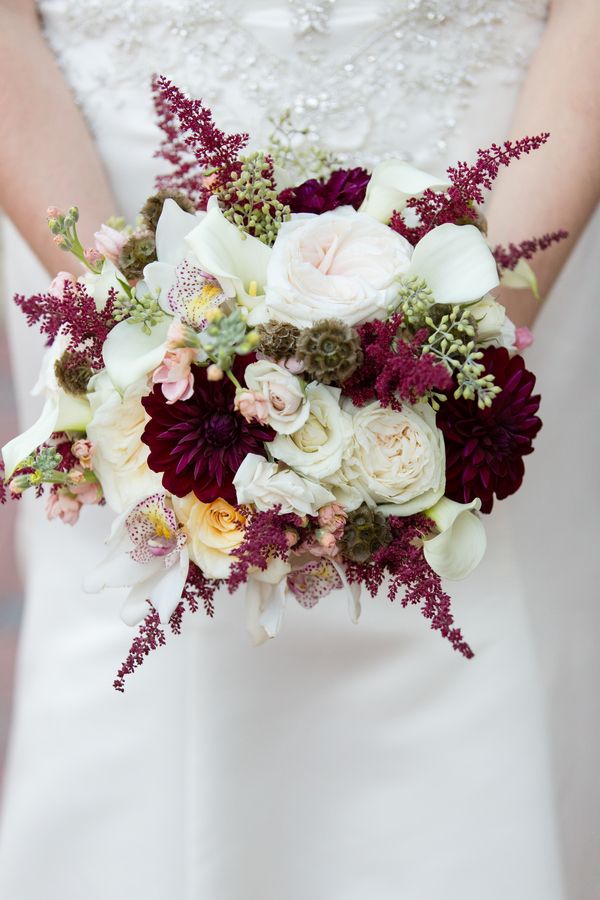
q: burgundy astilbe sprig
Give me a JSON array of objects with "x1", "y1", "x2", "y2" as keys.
[
  {"x1": 113, "y1": 607, "x2": 166, "y2": 692},
  {"x1": 279, "y1": 167, "x2": 370, "y2": 214},
  {"x1": 345, "y1": 515, "x2": 473, "y2": 658},
  {"x1": 493, "y1": 230, "x2": 568, "y2": 271},
  {"x1": 14, "y1": 281, "x2": 116, "y2": 367},
  {"x1": 391, "y1": 134, "x2": 550, "y2": 245},
  {"x1": 183, "y1": 562, "x2": 222, "y2": 618},
  {"x1": 227, "y1": 508, "x2": 297, "y2": 594},
  {"x1": 343, "y1": 315, "x2": 452, "y2": 409},
  {"x1": 152, "y1": 74, "x2": 249, "y2": 207}
]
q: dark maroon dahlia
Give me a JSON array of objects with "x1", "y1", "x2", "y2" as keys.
[
  {"x1": 141, "y1": 357, "x2": 274, "y2": 504},
  {"x1": 279, "y1": 167, "x2": 370, "y2": 215},
  {"x1": 436, "y1": 347, "x2": 542, "y2": 514}
]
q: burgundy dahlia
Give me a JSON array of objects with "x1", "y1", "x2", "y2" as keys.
[
  {"x1": 141, "y1": 358, "x2": 274, "y2": 504},
  {"x1": 279, "y1": 167, "x2": 370, "y2": 215},
  {"x1": 436, "y1": 347, "x2": 542, "y2": 514}
]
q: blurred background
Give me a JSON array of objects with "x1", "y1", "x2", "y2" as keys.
[{"x1": 0, "y1": 265, "x2": 23, "y2": 790}]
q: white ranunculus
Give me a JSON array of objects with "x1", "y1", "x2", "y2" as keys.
[
  {"x1": 423, "y1": 497, "x2": 486, "y2": 580},
  {"x1": 270, "y1": 383, "x2": 352, "y2": 481},
  {"x1": 360, "y1": 159, "x2": 450, "y2": 223},
  {"x1": 244, "y1": 359, "x2": 309, "y2": 434},
  {"x1": 86, "y1": 372, "x2": 162, "y2": 513},
  {"x1": 264, "y1": 207, "x2": 412, "y2": 327},
  {"x1": 233, "y1": 454, "x2": 335, "y2": 517},
  {"x1": 341, "y1": 400, "x2": 445, "y2": 515},
  {"x1": 470, "y1": 295, "x2": 516, "y2": 350}
]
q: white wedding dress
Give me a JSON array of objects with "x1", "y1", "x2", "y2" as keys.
[{"x1": 1, "y1": 2, "x2": 598, "y2": 898}]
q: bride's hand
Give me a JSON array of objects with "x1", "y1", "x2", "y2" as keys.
[
  {"x1": 0, "y1": 0, "x2": 117, "y2": 274},
  {"x1": 486, "y1": 0, "x2": 600, "y2": 327}
]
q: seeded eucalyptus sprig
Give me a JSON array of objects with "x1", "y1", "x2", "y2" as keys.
[
  {"x1": 112, "y1": 291, "x2": 164, "y2": 335},
  {"x1": 217, "y1": 152, "x2": 291, "y2": 246}
]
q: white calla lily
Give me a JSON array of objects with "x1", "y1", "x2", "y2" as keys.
[
  {"x1": 185, "y1": 196, "x2": 271, "y2": 313},
  {"x1": 1, "y1": 332, "x2": 91, "y2": 479},
  {"x1": 422, "y1": 497, "x2": 486, "y2": 581},
  {"x1": 360, "y1": 159, "x2": 450, "y2": 223},
  {"x1": 408, "y1": 223, "x2": 499, "y2": 304},
  {"x1": 499, "y1": 257, "x2": 540, "y2": 299},
  {"x1": 103, "y1": 316, "x2": 171, "y2": 392}
]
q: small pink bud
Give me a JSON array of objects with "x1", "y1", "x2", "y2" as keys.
[
  {"x1": 53, "y1": 234, "x2": 67, "y2": 246},
  {"x1": 285, "y1": 528, "x2": 299, "y2": 548},
  {"x1": 207, "y1": 364, "x2": 224, "y2": 381},
  {"x1": 68, "y1": 469, "x2": 85, "y2": 485},
  {"x1": 46, "y1": 206, "x2": 61, "y2": 219},
  {"x1": 71, "y1": 439, "x2": 95, "y2": 469},
  {"x1": 515, "y1": 326, "x2": 534, "y2": 351},
  {"x1": 84, "y1": 247, "x2": 103, "y2": 264}
]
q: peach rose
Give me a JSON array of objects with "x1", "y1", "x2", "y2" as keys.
[{"x1": 172, "y1": 494, "x2": 246, "y2": 579}]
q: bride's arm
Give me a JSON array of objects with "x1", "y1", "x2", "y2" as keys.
[
  {"x1": 0, "y1": 0, "x2": 117, "y2": 274},
  {"x1": 487, "y1": 0, "x2": 600, "y2": 327}
]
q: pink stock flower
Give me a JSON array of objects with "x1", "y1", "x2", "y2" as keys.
[
  {"x1": 152, "y1": 348, "x2": 196, "y2": 404},
  {"x1": 71, "y1": 438, "x2": 95, "y2": 469},
  {"x1": 234, "y1": 390, "x2": 270, "y2": 425},
  {"x1": 94, "y1": 223, "x2": 128, "y2": 263},
  {"x1": 48, "y1": 271, "x2": 75, "y2": 298},
  {"x1": 46, "y1": 491, "x2": 81, "y2": 526},
  {"x1": 278, "y1": 357, "x2": 305, "y2": 375},
  {"x1": 166, "y1": 318, "x2": 199, "y2": 350},
  {"x1": 299, "y1": 530, "x2": 341, "y2": 559},
  {"x1": 72, "y1": 480, "x2": 102, "y2": 505},
  {"x1": 84, "y1": 248, "x2": 103, "y2": 265},
  {"x1": 515, "y1": 326, "x2": 534, "y2": 351},
  {"x1": 317, "y1": 502, "x2": 347, "y2": 539}
]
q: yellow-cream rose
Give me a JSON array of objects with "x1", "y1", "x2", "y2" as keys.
[{"x1": 172, "y1": 494, "x2": 246, "y2": 579}]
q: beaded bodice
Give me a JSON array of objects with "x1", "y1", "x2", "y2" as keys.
[{"x1": 38, "y1": 0, "x2": 548, "y2": 173}]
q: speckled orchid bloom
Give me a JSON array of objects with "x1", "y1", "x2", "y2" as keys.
[{"x1": 84, "y1": 493, "x2": 189, "y2": 626}]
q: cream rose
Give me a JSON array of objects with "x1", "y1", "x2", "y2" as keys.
[
  {"x1": 470, "y1": 295, "x2": 516, "y2": 350},
  {"x1": 86, "y1": 372, "x2": 162, "y2": 513},
  {"x1": 172, "y1": 494, "x2": 246, "y2": 579},
  {"x1": 243, "y1": 360, "x2": 309, "y2": 434},
  {"x1": 270, "y1": 383, "x2": 352, "y2": 481},
  {"x1": 233, "y1": 454, "x2": 335, "y2": 517},
  {"x1": 339, "y1": 400, "x2": 445, "y2": 515},
  {"x1": 264, "y1": 207, "x2": 412, "y2": 327}
]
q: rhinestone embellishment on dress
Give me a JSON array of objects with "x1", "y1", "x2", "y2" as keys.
[{"x1": 37, "y1": 0, "x2": 549, "y2": 170}]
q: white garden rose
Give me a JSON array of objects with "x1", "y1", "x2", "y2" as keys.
[
  {"x1": 340, "y1": 400, "x2": 445, "y2": 515},
  {"x1": 270, "y1": 383, "x2": 352, "y2": 480},
  {"x1": 264, "y1": 207, "x2": 412, "y2": 327},
  {"x1": 233, "y1": 454, "x2": 335, "y2": 517},
  {"x1": 243, "y1": 360, "x2": 310, "y2": 434},
  {"x1": 470, "y1": 295, "x2": 516, "y2": 350},
  {"x1": 86, "y1": 372, "x2": 162, "y2": 513}
]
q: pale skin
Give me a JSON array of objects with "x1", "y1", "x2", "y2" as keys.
[{"x1": 0, "y1": 0, "x2": 599, "y2": 326}]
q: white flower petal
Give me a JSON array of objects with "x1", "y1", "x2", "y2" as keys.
[
  {"x1": 360, "y1": 159, "x2": 450, "y2": 223},
  {"x1": 409, "y1": 223, "x2": 499, "y2": 304},
  {"x1": 143, "y1": 261, "x2": 179, "y2": 308},
  {"x1": 331, "y1": 560, "x2": 362, "y2": 624},
  {"x1": 499, "y1": 258, "x2": 540, "y2": 299},
  {"x1": 120, "y1": 587, "x2": 151, "y2": 627},
  {"x1": 245, "y1": 578, "x2": 288, "y2": 645},
  {"x1": 146, "y1": 548, "x2": 189, "y2": 623},
  {"x1": 1, "y1": 394, "x2": 59, "y2": 480},
  {"x1": 423, "y1": 497, "x2": 487, "y2": 580},
  {"x1": 155, "y1": 199, "x2": 201, "y2": 267},
  {"x1": 103, "y1": 317, "x2": 171, "y2": 392},
  {"x1": 83, "y1": 549, "x2": 162, "y2": 594},
  {"x1": 185, "y1": 197, "x2": 271, "y2": 309},
  {"x1": 80, "y1": 259, "x2": 126, "y2": 311},
  {"x1": 55, "y1": 391, "x2": 92, "y2": 432}
]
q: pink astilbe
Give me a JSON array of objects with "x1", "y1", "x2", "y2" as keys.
[
  {"x1": 343, "y1": 316, "x2": 452, "y2": 410},
  {"x1": 14, "y1": 281, "x2": 116, "y2": 367},
  {"x1": 227, "y1": 508, "x2": 296, "y2": 593},
  {"x1": 152, "y1": 74, "x2": 248, "y2": 207},
  {"x1": 492, "y1": 231, "x2": 568, "y2": 270},
  {"x1": 345, "y1": 515, "x2": 473, "y2": 659},
  {"x1": 391, "y1": 135, "x2": 550, "y2": 245}
]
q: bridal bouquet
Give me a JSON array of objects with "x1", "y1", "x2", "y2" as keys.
[{"x1": 1, "y1": 77, "x2": 564, "y2": 688}]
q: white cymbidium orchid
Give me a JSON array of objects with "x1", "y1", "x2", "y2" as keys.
[
  {"x1": 143, "y1": 198, "x2": 203, "y2": 307},
  {"x1": 1, "y1": 330, "x2": 91, "y2": 479},
  {"x1": 408, "y1": 223, "x2": 499, "y2": 305},
  {"x1": 84, "y1": 493, "x2": 189, "y2": 626},
  {"x1": 185, "y1": 196, "x2": 271, "y2": 318},
  {"x1": 245, "y1": 558, "x2": 361, "y2": 646},
  {"x1": 422, "y1": 497, "x2": 486, "y2": 581},
  {"x1": 360, "y1": 159, "x2": 450, "y2": 224}
]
